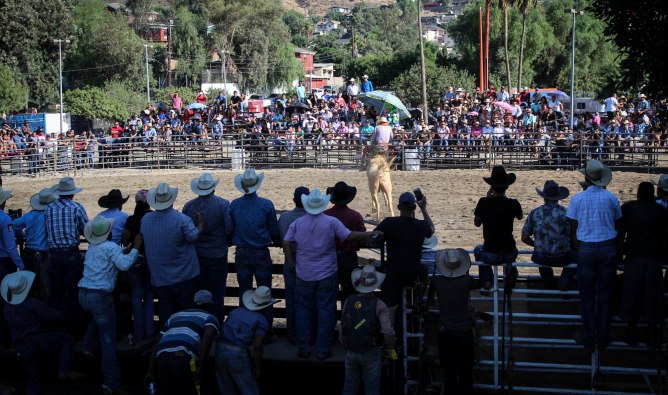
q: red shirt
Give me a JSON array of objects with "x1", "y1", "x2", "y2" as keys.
[
  {"x1": 110, "y1": 126, "x2": 123, "y2": 138},
  {"x1": 324, "y1": 205, "x2": 366, "y2": 253},
  {"x1": 196, "y1": 94, "x2": 207, "y2": 104}
]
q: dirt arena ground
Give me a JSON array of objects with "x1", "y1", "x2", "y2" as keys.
[{"x1": 4, "y1": 167, "x2": 654, "y2": 255}]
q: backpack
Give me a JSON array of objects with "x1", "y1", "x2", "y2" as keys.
[{"x1": 341, "y1": 294, "x2": 382, "y2": 352}]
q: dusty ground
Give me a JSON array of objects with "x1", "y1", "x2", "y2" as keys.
[{"x1": 4, "y1": 167, "x2": 654, "y2": 254}]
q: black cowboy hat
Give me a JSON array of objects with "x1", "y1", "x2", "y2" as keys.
[
  {"x1": 326, "y1": 181, "x2": 357, "y2": 206},
  {"x1": 483, "y1": 166, "x2": 516, "y2": 187},
  {"x1": 98, "y1": 189, "x2": 129, "y2": 208}
]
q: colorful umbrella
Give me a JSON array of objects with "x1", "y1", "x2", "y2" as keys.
[
  {"x1": 187, "y1": 102, "x2": 207, "y2": 110},
  {"x1": 493, "y1": 101, "x2": 515, "y2": 113},
  {"x1": 357, "y1": 90, "x2": 411, "y2": 120},
  {"x1": 545, "y1": 90, "x2": 570, "y2": 101}
]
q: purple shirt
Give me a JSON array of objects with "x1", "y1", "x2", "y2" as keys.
[{"x1": 284, "y1": 213, "x2": 351, "y2": 281}]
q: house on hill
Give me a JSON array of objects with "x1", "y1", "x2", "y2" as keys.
[{"x1": 314, "y1": 17, "x2": 342, "y2": 36}]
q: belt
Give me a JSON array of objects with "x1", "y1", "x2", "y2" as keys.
[
  {"x1": 579, "y1": 239, "x2": 616, "y2": 245},
  {"x1": 236, "y1": 246, "x2": 268, "y2": 251},
  {"x1": 50, "y1": 246, "x2": 79, "y2": 253},
  {"x1": 221, "y1": 343, "x2": 247, "y2": 352}
]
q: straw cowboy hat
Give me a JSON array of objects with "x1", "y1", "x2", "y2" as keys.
[
  {"x1": 422, "y1": 235, "x2": 439, "y2": 250},
  {"x1": 30, "y1": 188, "x2": 56, "y2": 211},
  {"x1": 51, "y1": 176, "x2": 82, "y2": 196},
  {"x1": 435, "y1": 248, "x2": 471, "y2": 278},
  {"x1": 484, "y1": 166, "x2": 516, "y2": 187},
  {"x1": 0, "y1": 187, "x2": 12, "y2": 206},
  {"x1": 191, "y1": 172, "x2": 219, "y2": 196},
  {"x1": 362, "y1": 74, "x2": 369, "y2": 79},
  {"x1": 98, "y1": 189, "x2": 129, "y2": 209},
  {"x1": 242, "y1": 286, "x2": 278, "y2": 311},
  {"x1": 377, "y1": 117, "x2": 389, "y2": 125},
  {"x1": 580, "y1": 160, "x2": 612, "y2": 187},
  {"x1": 147, "y1": 182, "x2": 178, "y2": 210},
  {"x1": 326, "y1": 181, "x2": 357, "y2": 205},
  {"x1": 349, "y1": 78, "x2": 356, "y2": 82},
  {"x1": 234, "y1": 168, "x2": 265, "y2": 195},
  {"x1": 1, "y1": 271, "x2": 36, "y2": 305},
  {"x1": 536, "y1": 180, "x2": 570, "y2": 201},
  {"x1": 351, "y1": 264, "x2": 386, "y2": 293},
  {"x1": 84, "y1": 215, "x2": 115, "y2": 245},
  {"x1": 301, "y1": 189, "x2": 331, "y2": 215}
]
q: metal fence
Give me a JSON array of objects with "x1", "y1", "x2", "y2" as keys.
[{"x1": 3, "y1": 132, "x2": 668, "y2": 176}]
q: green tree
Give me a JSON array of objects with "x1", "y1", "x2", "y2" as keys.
[
  {"x1": 172, "y1": 7, "x2": 207, "y2": 85},
  {"x1": 0, "y1": 64, "x2": 28, "y2": 114},
  {"x1": 68, "y1": 0, "x2": 148, "y2": 91},
  {"x1": 0, "y1": 0, "x2": 75, "y2": 104},
  {"x1": 390, "y1": 63, "x2": 476, "y2": 109}
]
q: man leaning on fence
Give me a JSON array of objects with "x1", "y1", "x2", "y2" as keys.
[{"x1": 566, "y1": 160, "x2": 622, "y2": 353}]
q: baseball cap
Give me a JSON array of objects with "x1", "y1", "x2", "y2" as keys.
[
  {"x1": 399, "y1": 192, "x2": 416, "y2": 206},
  {"x1": 293, "y1": 186, "x2": 310, "y2": 201},
  {"x1": 194, "y1": 290, "x2": 213, "y2": 305}
]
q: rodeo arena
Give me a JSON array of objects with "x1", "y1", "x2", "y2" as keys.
[{"x1": 2, "y1": 81, "x2": 668, "y2": 395}]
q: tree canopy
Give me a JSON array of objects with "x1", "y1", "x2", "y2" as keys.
[{"x1": 0, "y1": 64, "x2": 29, "y2": 114}]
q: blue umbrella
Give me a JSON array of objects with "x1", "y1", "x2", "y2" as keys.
[
  {"x1": 545, "y1": 90, "x2": 569, "y2": 101},
  {"x1": 357, "y1": 90, "x2": 412, "y2": 120},
  {"x1": 187, "y1": 102, "x2": 207, "y2": 110}
]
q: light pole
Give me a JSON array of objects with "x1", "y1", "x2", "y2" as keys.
[
  {"x1": 143, "y1": 44, "x2": 153, "y2": 103},
  {"x1": 53, "y1": 39, "x2": 70, "y2": 137},
  {"x1": 565, "y1": 4, "x2": 584, "y2": 163},
  {"x1": 416, "y1": 0, "x2": 429, "y2": 122},
  {"x1": 220, "y1": 50, "x2": 230, "y2": 96}
]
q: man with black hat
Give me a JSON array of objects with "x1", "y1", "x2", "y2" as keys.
[
  {"x1": 474, "y1": 166, "x2": 523, "y2": 290},
  {"x1": 566, "y1": 159, "x2": 622, "y2": 353},
  {"x1": 98, "y1": 189, "x2": 129, "y2": 244},
  {"x1": 325, "y1": 181, "x2": 366, "y2": 303},
  {"x1": 522, "y1": 180, "x2": 576, "y2": 290}
]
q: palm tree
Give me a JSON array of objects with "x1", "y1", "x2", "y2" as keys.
[
  {"x1": 517, "y1": 0, "x2": 537, "y2": 93},
  {"x1": 499, "y1": 0, "x2": 513, "y2": 92}
]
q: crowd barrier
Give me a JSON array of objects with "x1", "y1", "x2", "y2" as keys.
[{"x1": 2, "y1": 132, "x2": 668, "y2": 175}]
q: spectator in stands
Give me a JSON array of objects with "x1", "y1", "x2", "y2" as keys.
[
  {"x1": 361, "y1": 74, "x2": 374, "y2": 93},
  {"x1": 324, "y1": 182, "x2": 366, "y2": 304},
  {"x1": 567, "y1": 160, "x2": 622, "y2": 353},
  {"x1": 183, "y1": 173, "x2": 233, "y2": 323},
  {"x1": 347, "y1": 78, "x2": 360, "y2": 101},
  {"x1": 278, "y1": 186, "x2": 310, "y2": 344},
  {"x1": 196, "y1": 91, "x2": 207, "y2": 105},
  {"x1": 432, "y1": 249, "x2": 479, "y2": 395},
  {"x1": 375, "y1": 191, "x2": 434, "y2": 324},
  {"x1": 110, "y1": 122, "x2": 123, "y2": 140},
  {"x1": 122, "y1": 190, "x2": 154, "y2": 345},
  {"x1": 283, "y1": 189, "x2": 379, "y2": 360},
  {"x1": 340, "y1": 265, "x2": 396, "y2": 395},
  {"x1": 170, "y1": 92, "x2": 183, "y2": 114},
  {"x1": 497, "y1": 86, "x2": 510, "y2": 103},
  {"x1": 141, "y1": 182, "x2": 203, "y2": 323},
  {"x1": 604, "y1": 93, "x2": 619, "y2": 121},
  {"x1": 474, "y1": 166, "x2": 522, "y2": 290},
  {"x1": 97, "y1": 189, "x2": 129, "y2": 244},
  {"x1": 521, "y1": 181, "x2": 575, "y2": 290},
  {"x1": 45, "y1": 177, "x2": 88, "y2": 335},
  {"x1": 12, "y1": 188, "x2": 56, "y2": 303},
  {"x1": 620, "y1": 182, "x2": 667, "y2": 346},
  {"x1": 443, "y1": 86, "x2": 456, "y2": 102},
  {"x1": 215, "y1": 286, "x2": 277, "y2": 395},
  {"x1": 230, "y1": 168, "x2": 281, "y2": 335},
  {"x1": 2, "y1": 271, "x2": 84, "y2": 395},
  {"x1": 146, "y1": 290, "x2": 219, "y2": 395},
  {"x1": 79, "y1": 215, "x2": 141, "y2": 395}
]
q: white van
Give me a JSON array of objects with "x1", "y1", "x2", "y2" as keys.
[{"x1": 563, "y1": 98, "x2": 605, "y2": 114}]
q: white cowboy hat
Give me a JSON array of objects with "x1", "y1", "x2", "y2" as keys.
[
  {"x1": 242, "y1": 286, "x2": 278, "y2": 311},
  {"x1": 191, "y1": 172, "x2": 220, "y2": 196},
  {"x1": 422, "y1": 235, "x2": 438, "y2": 250},
  {"x1": 234, "y1": 168, "x2": 265, "y2": 194},
  {"x1": 351, "y1": 264, "x2": 386, "y2": 293},
  {"x1": 147, "y1": 182, "x2": 178, "y2": 210},
  {"x1": 435, "y1": 248, "x2": 471, "y2": 278},
  {"x1": 1, "y1": 271, "x2": 36, "y2": 305},
  {"x1": 362, "y1": 74, "x2": 369, "y2": 79},
  {"x1": 580, "y1": 160, "x2": 612, "y2": 187},
  {"x1": 349, "y1": 78, "x2": 356, "y2": 82},
  {"x1": 51, "y1": 176, "x2": 82, "y2": 196},
  {"x1": 30, "y1": 188, "x2": 56, "y2": 211},
  {"x1": 84, "y1": 215, "x2": 115, "y2": 245},
  {"x1": 301, "y1": 189, "x2": 331, "y2": 215},
  {"x1": 0, "y1": 187, "x2": 12, "y2": 206}
]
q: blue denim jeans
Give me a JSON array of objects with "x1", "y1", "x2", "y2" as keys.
[
  {"x1": 49, "y1": 249, "x2": 84, "y2": 335},
  {"x1": 197, "y1": 255, "x2": 228, "y2": 323},
  {"x1": 295, "y1": 273, "x2": 338, "y2": 357},
  {"x1": 215, "y1": 344, "x2": 258, "y2": 395},
  {"x1": 474, "y1": 245, "x2": 518, "y2": 287},
  {"x1": 282, "y1": 261, "x2": 297, "y2": 340},
  {"x1": 153, "y1": 277, "x2": 198, "y2": 324},
  {"x1": 342, "y1": 348, "x2": 382, "y2": 395},
  {"x1": 235, "y1": 248, "x2": 273, "y2": 328},
  {"x1": 157, "y1": 352, "x2": 198, "y2": 395},
  {"x1": 576, "y1": 239, "x2": 618, "y2": 349},
  {"x1": 128, "y1": 257, "x2": 154, "y2": 341},
  {"x1": 78, "y1": 288, "x2": 121, "y2": 390},
  {"x1": 16, "y1": 332, "x2": 76, "y2": 395}
]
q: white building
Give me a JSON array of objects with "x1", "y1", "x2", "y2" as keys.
[{"x1": 314, "y1": 18, "x2": 342, "y2": 36}]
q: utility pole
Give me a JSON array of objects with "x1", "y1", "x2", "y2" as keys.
[
  {"x1": 144, "y1": 44, "x2": 152, "y2": 102},
  {"x1": 416, "y1": 0, "x2": 428, "y2": 122},
  {"x1": 221, "y1": 50, "x2": 230, "y2": 96},
  {"x1": 565, "y1": 3, "x2": 584, "y2": 164},
  {"x1": 167, "y1": 20, "x2": 173, "y2": 87},
  {"x1": 53, "y1": 39, "x2": 70, "y2": 137}
]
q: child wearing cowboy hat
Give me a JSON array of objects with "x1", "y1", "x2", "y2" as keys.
[{"x1": 340, "y1": 265, "x2": 396, "y2": 395}]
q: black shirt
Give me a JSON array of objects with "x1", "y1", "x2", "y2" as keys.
[
  {"x1": 621, "y1": 200, "x2": 668, "y2": 259},
  {"x1": 474, "y1": 196, "x2": 522, "y2": 253},
  {"x1": 432, "y1": 275, "x2": 477, "y2": 332},
  {"x1": 375, "y1": 216, "x2": 433, "y2": 284},
  {"x1": 125, "y1": 211, "x2": 151, "y2": 255}
]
